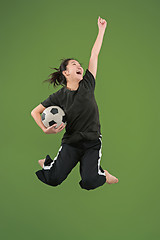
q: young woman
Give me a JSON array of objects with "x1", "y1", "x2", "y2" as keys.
[{"x1": 31, "y1": 16, "x2": 119, "y2": 190}]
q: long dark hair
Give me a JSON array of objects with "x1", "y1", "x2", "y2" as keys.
[{"x1": 42, "y1": 57, "x2": 81, "y2": 89}]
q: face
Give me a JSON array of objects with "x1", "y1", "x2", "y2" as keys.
[{"x1": 63, "y1": 60, "x2": 84, "y2": 81}]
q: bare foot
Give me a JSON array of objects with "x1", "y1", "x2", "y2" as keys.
[
  {"x1": 104, "y1": 170, "x2": 119, "y2": 184},
  {"x1": 38, "y1": 159, "x2": 45, "y2": 168}
]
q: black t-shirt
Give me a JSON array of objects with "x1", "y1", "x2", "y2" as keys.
[{"x1": 41, "y1": 69, "x2": 102, "y2": 145}]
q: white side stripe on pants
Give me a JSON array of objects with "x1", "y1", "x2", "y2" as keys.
[
  {"x1": 98, "y1": 136, "x2": 106, "y2": 176},
  {"x1": 43, "y1": 145, "x2": 63, "y2": 170}
]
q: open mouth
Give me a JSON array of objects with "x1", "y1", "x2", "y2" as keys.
[{"x1": 76, "y1": 71, "x2": 82, "y2": 75}]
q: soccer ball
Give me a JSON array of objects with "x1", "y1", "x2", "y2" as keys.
[{"x1": 41, "y1": 106, "x2": 67, "y2": 129}]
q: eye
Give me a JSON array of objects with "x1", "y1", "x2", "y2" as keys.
[{"x1": 72, "y1": 62, "x2": 82, "y2": 67}]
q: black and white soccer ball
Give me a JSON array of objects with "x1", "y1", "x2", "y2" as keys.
[{"x1": 41, "y1": 106, "x2": 67, "y2": 129}]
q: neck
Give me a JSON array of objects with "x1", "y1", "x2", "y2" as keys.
[{"x1": 66, "y1": 83, "x2": 79, "y2": 91}]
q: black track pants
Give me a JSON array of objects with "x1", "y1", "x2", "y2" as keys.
[{"x1": 35, "y1": 135, "x2": 106, "y2": 190}]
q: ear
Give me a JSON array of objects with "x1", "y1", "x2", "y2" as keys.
[{"x1": 62, "y1": 70, "x2": 67, "y2": 77}]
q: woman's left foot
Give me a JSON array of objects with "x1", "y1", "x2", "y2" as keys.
[{"x1": 104, "y1": 170, "x2": 119, "y2": 184}]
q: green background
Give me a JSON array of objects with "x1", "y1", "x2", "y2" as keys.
[{"x1": 1, "y1": 0, "x2": 160, "y2": 239}]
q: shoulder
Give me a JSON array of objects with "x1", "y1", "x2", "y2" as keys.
[
  {"x1": 83, "y1": 69, "x2": 95, "y2": 79},
  {"x1": 86, "y1": 69, "x2": 95, "y2": 79},
  {"x1": 51, "y1": 86, "x2": 64, "y2": 97},
  {"x1": 82, "y1": 68, "x2": 95, "y2": 90}
]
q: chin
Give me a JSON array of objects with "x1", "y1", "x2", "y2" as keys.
[{"x1": 79, "y1": 74, "x2": 83, "y2": 79}]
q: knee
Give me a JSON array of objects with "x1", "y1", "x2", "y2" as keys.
[
  {"x1": 80, "y1": 176, "x2": 97, "y2": 190},
  {"x1": 48, "y1": 176, "x2": 64, "y2": 186},
  {"x1": 79, "y1": 175, "x2": 106, "y2": 190}
]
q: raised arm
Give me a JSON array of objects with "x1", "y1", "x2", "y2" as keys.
[{"x1": 88, "y1": 16, "x2": 107, "y2": 79}]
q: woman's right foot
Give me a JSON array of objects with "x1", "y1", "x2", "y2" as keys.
[
  {"x1": 38, "y1": 159, "x2": 45, "y2": 168},
  {"x1": 104, "y1": 170, "x2": 119, "y2": 184}
]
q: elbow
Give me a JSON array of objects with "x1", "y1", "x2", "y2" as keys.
[
  {"x1": 31, "y1": 110, "x2": 35, "y2": 116},
  {"x1": 31, "y1": 110, "x2": 41, "y2": 116}
]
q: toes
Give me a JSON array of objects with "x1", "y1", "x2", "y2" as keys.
[
  {"x1": 115, "y1": 178, "x2": 119, "y2": 183},
  {"x1": 38, "y1": 159, "x2": 45, "y2": 162}
]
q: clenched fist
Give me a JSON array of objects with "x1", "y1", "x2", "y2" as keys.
[{"x1": 98, "y1": 16, "x2": 107, "y2": 32}]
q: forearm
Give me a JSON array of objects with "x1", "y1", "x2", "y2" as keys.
[
  {"x1": 31, "y1": 112, "x2": 47, "y2": 132},
  {"x1": 91, "y1": 29, "x2": 105, "y2": 56}
]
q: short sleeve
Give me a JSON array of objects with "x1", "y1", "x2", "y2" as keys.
[
  {"x1": 83, "y1": 69, "x2": 95, "y2": 90},
  {"x1": 41, "y1": 92, "x2": 59, "y2": 108}
]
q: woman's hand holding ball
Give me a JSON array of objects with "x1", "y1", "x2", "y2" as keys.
[{"x1": 43, "y1": 123, "x2": 66, "y2": 134}]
